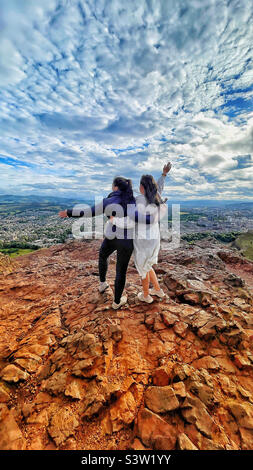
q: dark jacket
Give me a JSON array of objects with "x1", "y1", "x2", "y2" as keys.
[{"x1": 67, "y1": 189, "x2": 154, "y2": 240}]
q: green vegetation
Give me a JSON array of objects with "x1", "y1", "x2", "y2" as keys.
[
  {"x1": 168, "y1": 211, "x2": 213, "y2": 223},
  {"x1": 179, "y1": 212, "x2": 207, "y2": 221},
  {"x1": 57, "y1": 228, "x2": 72, "y2": 243},
  {"x1": 214, "y1": 232, "x2": 241, "y2": 242},
  {"x1": 0, "y1": 241, "x2": 40, "y2": 258},
  {"x1": 0, "y1": 241, "x2": 40, "y2": 249},
  {"x1": 0, "y1": 225, "x2": 72, "y2": 257},
  {"x1": 182, "y1": 231, "x2": 241, "y2": 243},
  {"x1": 3, "y1": 248, "x2": 37, "y2": 258},
  {"x1": 233, "y1": 231, "x2": 253, "y2": 261},
  {"x1": 182, "y1": 231, "x2": 253, "y2": 261}
]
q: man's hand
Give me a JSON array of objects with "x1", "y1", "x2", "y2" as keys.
[
  {"x1": 162, "y1": 162, "x2": 172, "y2": 176},
  {"x1": 59, "y1": 210, "x2": 68, "y2": 218}
]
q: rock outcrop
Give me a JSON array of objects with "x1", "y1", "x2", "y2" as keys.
[{"x1": 0, "y1": 238, "x2": 253, "y2": 450}]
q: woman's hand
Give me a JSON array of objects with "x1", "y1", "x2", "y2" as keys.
[
  {"x1": 59, "y1": 210, "x2": 68, "y2": 218},
  {"x1": 162, "y1": 162, "x2": 172, "y2": 176}
]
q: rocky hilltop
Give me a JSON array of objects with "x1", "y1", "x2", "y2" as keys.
[{"x1": 0, "y1": 237, "x2": 253, "y2": 451}]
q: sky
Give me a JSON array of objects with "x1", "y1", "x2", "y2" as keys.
[{"x1": 0, "y1": 0, "x2": 252, "y2": 201}]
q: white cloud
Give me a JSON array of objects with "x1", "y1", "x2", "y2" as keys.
[
  {"x1": 0, "y1": 38, "x2": 26, "y2": 86},
  {"x1": 0, "y1": 0, "x2": 252, "y2": 199}
]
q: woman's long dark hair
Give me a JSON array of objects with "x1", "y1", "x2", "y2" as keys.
[
  {"x1": 112, "y1": 176, "x2": 136, "y2": 210},
  {"x1": 140, "y1": 174, "x2": 162, "y2": 206}
]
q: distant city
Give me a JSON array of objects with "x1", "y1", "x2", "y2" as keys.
[
  {"x1": 173, "y1": 203, "x2": 253, "y2": 234},
  {"x1": 0, "y1": 195, "x2": 253, "y2": 258}
]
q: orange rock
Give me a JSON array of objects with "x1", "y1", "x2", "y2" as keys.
[
  {"x1": 152, "y1": 366, "x2": 170, "y2": 386},
  {"x1": 144, "y1": 386, "x2": 180, "y2": 413},
  {"x1": 64, "y1": 378, "x2": 87, "y2": 399},
  {"x1": 130, "y1": 438, "x2": 148, "y2": 450},
  {"x1": 227, "y1": 401, "x2": 253, "y2": 430},
  {"x1": 0, "y1": 383, "x2": 10, "y2": 402},
  {"x1": 177, "y1": 432, "x2": 198, "y2": 450},
  {"x1": 0, "y1": 404, "x2": 26, "y2": 450},
  {"x1": 1, "y1": 364, "x2": 29, "y2": 383},
  {"x1": 136, "y1": 407, "x2": 177, "y2": 449},
  {"x1": 47, "y1": 406, "x2": 79, "y2": 446},
  {"x1": 161, "y1": 311, "x2": 178, "y2": 327},
  {"x1": 192, "y1": 355, "x2": 220, "y2": 371},
  {"x1": 181, "y1": 396, "x2": 217, "y2": 438},
  {"x1": 0, "y1": 238, "x2": 253, "y2": 450},
  {"x1": 29, "y1": 436, "x2": 44, "y2": 450},
  {"x1": 172, "y1": 381, "x2": 186, "y2": 398},
  {"x1": 233, "y1": 354, "x2": 253, "y2": 370},
  {"x1": 173, "y1": 321, "x2": 188, "y2": 338},
  {"x1": 101, "y1": 390, "x2": 138, "y2": 434},
  {"x1": 239, "y1": 427, "x2": 253, "y2": 450}
]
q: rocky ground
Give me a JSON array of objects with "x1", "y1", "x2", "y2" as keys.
[{"x1": 0, "y1": 237, "x2": 253, "y2": 451}]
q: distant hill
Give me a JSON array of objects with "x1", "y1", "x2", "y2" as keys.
[
  {"x1": 0, "y1": 194, "x2": 95, "y2": 217},
  {"x1": 224, "y1": 202, "x2": 253, "y2": 210},
  {"x1": 1, "y1": 194, "x2": 253, "y2": 211},
  {"x1": 0, "y1": 194, "x2": 94, "y2": 205},
  {"x1": 233, "y1": 231, "x2": 253, "y2": 261},
  {"x1": 162, "y1": 199, "x2": 253, "y2": 209}
]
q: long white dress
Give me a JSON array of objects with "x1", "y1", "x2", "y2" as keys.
[
  {"x1": 133, "y1": 193, "x2": 161, "y2": 279},
  {"x1": 113, "y1": 175, "x2": 166, "y2": 279}
]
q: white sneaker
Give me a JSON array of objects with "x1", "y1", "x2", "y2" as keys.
[
  {"x1": 112, "y1": 295, "x2": 128, "y2": 309},
  {"x1": 137, "y1": 292, "x2": 153, "y2": 303},
  {"x1": 149, "y1": 288, "x2": 165, "y2": 298},
  {"x1": 99, "y1": 281, "x2": 109, "y2": 293}
]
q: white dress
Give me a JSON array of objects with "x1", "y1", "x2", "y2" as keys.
[
  {"x1": 133, "y1": 194, "x2": 161, "y2": 279},
  {"x1": 113, "y1": 175, "x2": 166, "y2": 279}
]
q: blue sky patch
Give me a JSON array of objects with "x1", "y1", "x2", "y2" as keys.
[{"x1": 0, "y1": 0, "x2": 252, "y2": 201}]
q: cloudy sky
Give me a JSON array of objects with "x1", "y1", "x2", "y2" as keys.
[{"x1": 0, "y1": 0, "x2": 252, "y2": 201}]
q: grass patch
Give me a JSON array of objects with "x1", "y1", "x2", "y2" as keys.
[
  {"x1": 0, "y1": 248, "x2": 38, "y2": 258},
  {"x1": 234, "y1": 231, "x2": 253, "y2": 261}
]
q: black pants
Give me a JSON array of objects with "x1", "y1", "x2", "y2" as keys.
[{"x1": 99, "y1": 237, "x2": 134, "y2": 304}]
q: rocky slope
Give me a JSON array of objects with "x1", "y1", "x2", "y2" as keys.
[{"x1": 0, "y1": 237, "x2": 253, "y2": 451}]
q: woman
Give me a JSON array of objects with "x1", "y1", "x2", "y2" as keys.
[
  {"x1": 59, "y1": 176, "x2": 155, "y2": 309},
  {"x1": 111, "y1": 163, "x2": 171, "y2": 303}
]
